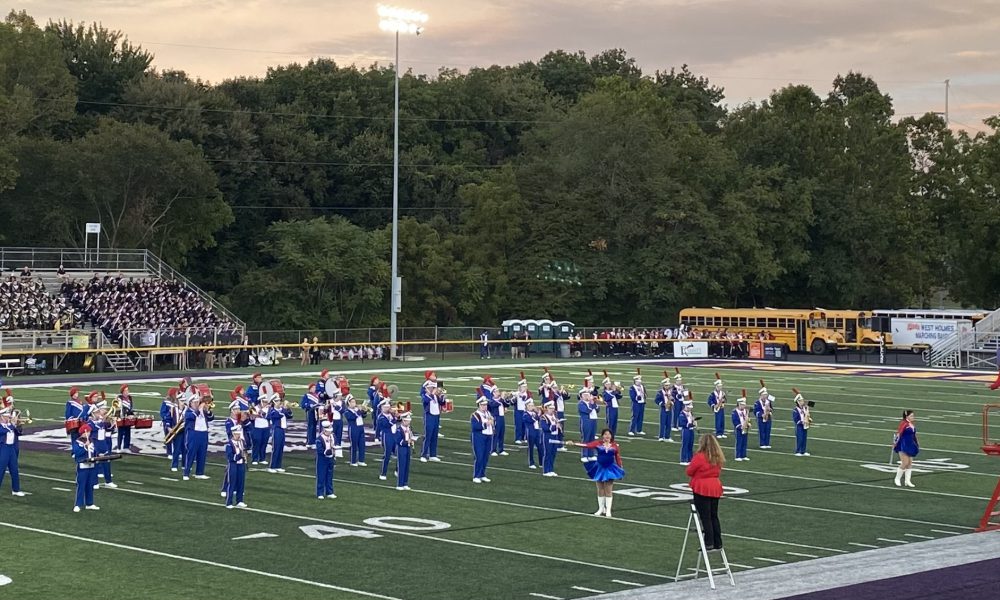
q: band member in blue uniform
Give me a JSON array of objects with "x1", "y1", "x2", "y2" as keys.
[
  {"x1": 267, "y1": 395, "x2": 293, "y2": 472},
  {"x1": 679, "y1": 396, "x2": 697, "y2": 465},
  {"x1": 731, "y1": 391, "x2": 751, "y2": 461},
  {"x1": 367, "y1": 376, "x2": 382, "y2": 428},
  {"x1": 250, "y1": 392, "x2": 271, "y2": 465},
  {"x1": 791, "y1": 389, "x2": 812, "y2": 456},
  {"x1": 628, "y1": 369, "x2": 646, "y2": 436},
  {"x1": 601, "y1": 371, "x2": 622, "y2": 438},
  {"x1": 670, "y1": 371, "x2": 686, "y2": 432},
  {"x1": 654, "y1": 374, "x2": 673, "y2": 442},
  {"x1": 538, "y1": 368, "x2": 552, "y2": 404},
  {"x1": 753, "y1": 381, "x2": 774, "y2": 449},
  {"x1": 541, "y1": 401, "x2": 563, "y2": 476},
  {"x1": 72, "y1": 423, "x2": 99, "y2": 512},
  {"x1": 344, "y1": 396, "x2": 368, "y2": 466},
  {"x1": 513, "y1": 372, "x2": 528, "y2": 444},
  {"x1": 224, "y1": 427, "x2": 247, "y2": 508},
  {"x1": 377, "y1": 399, "x2": 398, "y2": 481},
  {"x1": 488, "y1": 388, "x2": 511, "y2": 457},
  {"x1": 300, "y1": 383, "x2": 322, "y2": 449},
  {"x1": 523, "y1": 400, "x2": 542, "y2": 469},
  {"x1": 327, "y1": 383, "x2": 346, "y2": 453},
  {"x1": 246, "y1": 372, "x2": 263, "y2": 406},
  {"x1": 159, "y1": 388, "x2": 177, "y2": 460},
  {"x1": 65, "y1": 387, "x2": 90, "y2": 444},
  {"x1": 221, "y1": 398, "x2": 245, "y2": 497},
  {"x1": 567, "y1": 428, "x2": 625, "y2": 517},
  {"x1": 421, "y1": 381, "x2": 445, "y2": 462},
  {"x1": 115, "y1": 384, "x2": 135, "y2": 452},
  {"x1": 470, "y1": 396, "x2": 494, "y2": 483},
  {"x1": 707, "y1": 374, "x2": 727, "y2": 439},
  {"x1": 577, "y1": 389, "x2": 600, "y2": 462},
  {"x1": 316, "y1": 421, "x2": 337, "y2": 499},
  {"x1": 893, "y1": 410, "x2": 919, "y2": 488},
  {"x1": 162, "y1": 388, "x2": 186, "y2": 471},
  {"x1": 89, "y1": 399, "x2": 117, "y2": 488},
  {"x1": 0, "y1": 407, "x2": 24, "y2": 496},
  {"x1": 395, "y1": 412, "x2": 416, "y2": 490},
  {"x1": 546, "y1": 380, "x2": 568, "y2": 448},
  {"x1": 183, "y1": 395, "x2": 214, "y2": 480}
]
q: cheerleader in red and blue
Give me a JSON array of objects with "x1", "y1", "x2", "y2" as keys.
[
  {"x1": 893, "y1": 410, "x2": 919, "y2": 488},
  {"x1": 566, "y1": 429, "x2": 625, "y2": 518}
]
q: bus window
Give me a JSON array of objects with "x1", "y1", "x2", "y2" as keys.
[{"x1": 767, "y1": 318, "x2": 777, "y2": 328}]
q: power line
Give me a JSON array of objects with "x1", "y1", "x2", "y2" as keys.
[
  {"x1": 228, "y1": 205, "x2": 461, "y2": 211},
  {"x1": 206, "y1": 158, "x2": 503, "y2": 169}
]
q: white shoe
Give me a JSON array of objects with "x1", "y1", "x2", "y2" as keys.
[
  {"x1": 594, "y1": 510, "x2": 605, "y2": 516},
  {"x1": 403, "y1": 486, "x2": 411, "y2": 491},
  {"x1": 420, "y1": 457, "x2": 428, "y2": 463},
  {"x1": 195, "y1": 475, "x2": 210, "y2": 480},
  {"x1": 318, "y1": 495, "x2": 325, "y2": 499},
  {"x1": 226, "y1": 505, "x2": 234, "y2": 509},
  {"x1": 183, "y1": 476, "x2": 190, "y2": 481},
  {"x1": 638, "y1": 431, "x2": 646, "y2": 436},
  {"x1": 358, "y1": 462, "x2": 367, "y2": 467},
  {"x1": 665, "y1": 438, "x2": 674, "y2": 443},
  {"x1": 104, "y1": 482, "x2": 118, "y2": 489},
  {"x1": 438, "y1": 433, "x2": 444, "y2": 438},
  {"x1": 396, "y1": 486, "x2": 406, "y2": 491},
  {"x1": 481, "y1": 477, "x2": 491, "y2": 483},
  {"x1": 327, "y1": 494, "x2": 337, "y2": 499},
  {"x1": 93, "y1": 484, "x2": 100, "y2": 490},
  {"x1": 794, "y1": 453, "x2": 804, "y2": 456},
  {"x1": 85, "y1": 505, "x2": 100, "y2": 511},
  {"x1": 222, "y1": 492, "x2": 229, "y2": 497},
  {"x1": 672, "y1": 427, "x2": 680, "y2": 432},
  {"x1": 350, "y1": 463, "x2": 358, "y2": 467},
  {"x1": 429, "y1": 457, "x2": 441, "y2": 462},
  {"x1": 604, "y1": 512, "x2": 612, "y2": 518},
  {"x1": 379, "y1": 475, "x2": 387, "y2": 481},
  {"x1": 252, "y1": 461, "x2": 258, "y2": 465},
  {"x1": 627, "y1": 432, "x2": 635, "y2": 437},
  {"x1": 657, "y1": 438, "x2": 665, "y2": 442},
  {"x1": 528, "y1": 465, "x2": 537, "y2": 469},
  {"x1": 500, "y1": 451, "x2": 509, "y2": 456},
  {"x1": 276, "y1": 468, "x2": 286, "y2": 473},
  {"x1": 718, "y1": 435, "x2": 727, "y2": 439},
  {"x1": 803, "y1": 453, "x2": 811, "y2": 457},
  {"x1": 905, "y1": 482, "x2": 915, "y2": 488},
  {"x1": 170, "y1": 468, "x2": 178, "y2": 472},
  {"x1": 580, "y1": 457, "x2": 589, "y2": 463},
  {"x1": 764, "y1": 445, "x2": 772, "y2": 449},
  {"x1": 680, "y1": 462, "x2": 690, "y2": 466},
  {"x1": 588, "y1": 457, "x2": 597, "y2": 462},
  {"x1": 12, "y1": 491, "x2": 25, "y2": 497},
  {"x1": 237, "y1": 502, "x2": 247, "y2": 508},
  {"x1": 557, "y1": 447, "x2": 567, "y2": 452},
  {"x1": 98, "y1": 473, "x2": 105, "y2": 479},
  {"x1": 73, "y1": 506, "x2": 81, "y2": 513},
  {"x1": 490, "y1": 452, "x2": 499, "y2": 457},
  {"x1": 473, "y1": 478, "x2": 482, "y2": 484},
  {"x1": 267, "y1": 469, "x2": 277, "y2": 473}
]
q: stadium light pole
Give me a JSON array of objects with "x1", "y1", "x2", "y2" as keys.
[{"x1": 378, "y1": 4, "x2": 427, "y2": 360}]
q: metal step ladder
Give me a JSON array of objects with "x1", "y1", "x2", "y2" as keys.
[
  {"x1": 103, "y1": 350, "x2": 138, "y2": 372},
  {"x1": 674, "y1": 503, "x2": 735, "y2": 590}
]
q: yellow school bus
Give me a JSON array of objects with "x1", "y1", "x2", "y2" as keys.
[
  {"x1": 816, "y1": 309, "x2": 892, "y2": 348},
  {"x1": 678, "y1": 307, "x2": 847, "y2": 354}
]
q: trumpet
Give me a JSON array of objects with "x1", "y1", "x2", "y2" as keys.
[
  {"x1": 12, "y1": 408, "x2": 33, "y2": 426},
  {"x1": 110, "y1": 398, "x2": 122, "y2": 418},
  {"x1": 164, "y1": 421, "x2": 185, "y2": 445},
  {"x1": 803, "y1": 407, "x2": 813, "y2": 430},
  {"x1": 741, "y1": 415, "x2": 751, "y2": 434}
]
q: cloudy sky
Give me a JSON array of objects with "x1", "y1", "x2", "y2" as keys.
[{"x1": 17, "y1": 0, "x2": 1000, "y2": 132}]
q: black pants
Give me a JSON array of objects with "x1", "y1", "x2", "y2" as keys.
[{"x1": 692, "y1": 494, "x2": 723, "y2": 550}]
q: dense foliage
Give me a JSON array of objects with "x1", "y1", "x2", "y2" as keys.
[{"x1": 2, "y1": 11, "x2": 998, "y2": 328}]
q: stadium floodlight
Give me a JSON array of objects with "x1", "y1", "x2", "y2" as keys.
[{"x1": 378, "y1": 4, "x2": 427, "y2": 360}]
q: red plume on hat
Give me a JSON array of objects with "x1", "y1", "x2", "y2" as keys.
[
  {"x1": 715, "y1": 372, "x2": 721, "y2": 380},
  {"x1": 69, "y1": 386, "x2": 79, "y2": 397},
  {"x1": 759, "y1": 379, "x2": 766, "y2": 388},
  {"x1": 234, "y1": 385, "x2": 244, "y2": 395},
  {"x1": 636, "y1": 367, "x2": 641, "y2": 376},
  {"x1": 167, "y1": 387, "x2": 178, "y2": 398},
  {"x1": 483, "y1": 375, "x2": 494, "y2": 385},
  {"x1": 674, "y1": 367, "x2": 681, "y2": 375},
  {"x1": 370, "y1": 375, "x2": 380, "y2": 385},
  {"x1": 252, "y1": 372, "x2": 262, "y2": 380},
  {"x1": 519, "y1": 371, "x2": 526, "y2": 380},
  {"x1": 77, "y1": 423, "x2": 92, "y2": 435},
  {"x1": 587, "y1": 369, "x2": 593, "y2": 376},
  {"x1": 792, "y1": 387, "x2": 800, "y2": 395},
  {"x1": 663, "y1": 370, "x2": 669, "y2": 378},
  {"x1": 340, "y1": 382, "x2": 350, "y2": 395},
  {"x1": 320, "y1": 368, "x2": 329, "y2": 379},
  {"x1": 425, "y1": 370, "x2": 435, "y2": 380},
  {"x1": 604, "y1": 370, "x2": 610, "y2": 378},
  {"x1": 179, "y1": 377, "x2": 190, "y2": 390},
  {"x1": 120, "y1": 384, "x2": 129, "y2": 393},
  {"x1": 229, "y1": 390, "x2": 238, "y2": 401},
  {"x1": 742, "y1": 388, "x2": 747, "y2": 397},
  {"x1": 308, "y1": 382, "x2": 317, "y2": 392},
  {"x1": 85, "y1": 391, "x2": 98, "y2": 404}
]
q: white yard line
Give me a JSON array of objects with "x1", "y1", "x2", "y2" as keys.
[
  {"x1": 753, "y1": 557, "x2": 786, "y2": 564},
  {"x1": 125, "y1": 480, "x2": 144, "y2": 485},
  {"x1": 0, "y1": 522, "x2": 405, "y2": 600},
  {"x1": 571, "y1": 586, "x2": 606, "y2": 593},
  {"x1": 847, "y1": 542, "x2": 880, "y2": 549},
  {"x1": 876, "y1": 538, "x2": 908, "y2": 544},
  {"x1": 51, "y1": 486, "x2": 71, "y2": 492},
  {"x1": 903, "y1": 533, "x2": 935, "y2": 540},
  {"x1": 20, "y1": 471, "x2": 673, "y2": 581},
  {"x1": 727, "y1": 562, "x2": 755, "y2": 569},
  {"x1": 610, "y1": 580, "x2": 644, "y2": 587},
  {"x1": 930, "y1": 529, "x2": 965, "y2": 535},
  {"x1": 528, "y1": 594, "x2": 564, "y2": 600},
  {"x1": 785, "y1": 552, "x2": 819, "y2": 558}
]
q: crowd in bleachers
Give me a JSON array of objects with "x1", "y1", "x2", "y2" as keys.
[
  {"x1": 60, "y1": 274, "x2": 238, "y2": 343},
  {"x1": 0, "y1": 276, "x2": 77, "y2": 331}
]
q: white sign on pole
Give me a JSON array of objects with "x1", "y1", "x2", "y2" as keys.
[
  {"x1": 673, "y1": 341, "x2": 709, "y2": 358},
  {"x1": 85, "y1": 222, "x2": 101, "y2": 234}
]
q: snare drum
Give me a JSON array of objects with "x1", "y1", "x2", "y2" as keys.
[
  {"x1": 134, "y1": 417, "x2": 154, "y2": 429},
  {"x1": 194, "y1": 383, "x2": 213, "y2": 399},
  {"x1": 116, "y1": 416, "x2": 137, "y2": 428},
  {"x1": 64, "y1": 418, "x2": 81, "y2": 433}
]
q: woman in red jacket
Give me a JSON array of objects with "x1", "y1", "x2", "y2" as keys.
[{"x1": 686, "y1": 433, "x2": 725, "y2": 550}]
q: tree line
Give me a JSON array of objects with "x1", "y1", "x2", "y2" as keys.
[{"x1": 2, "y1": 10, "x2": 999, "y2": 330}]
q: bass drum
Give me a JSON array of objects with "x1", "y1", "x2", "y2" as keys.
[{"x1": 260, "y1": 379, "x2": 285, "y2": 400}]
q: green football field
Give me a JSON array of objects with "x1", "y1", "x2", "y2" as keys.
[{"x1": 2, "y1": 359, "x2": 997, "y2": 600}]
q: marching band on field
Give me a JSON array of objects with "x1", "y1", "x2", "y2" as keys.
[{"x1": 0, "y1": 364, "x2": 935, "y2": 512}]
